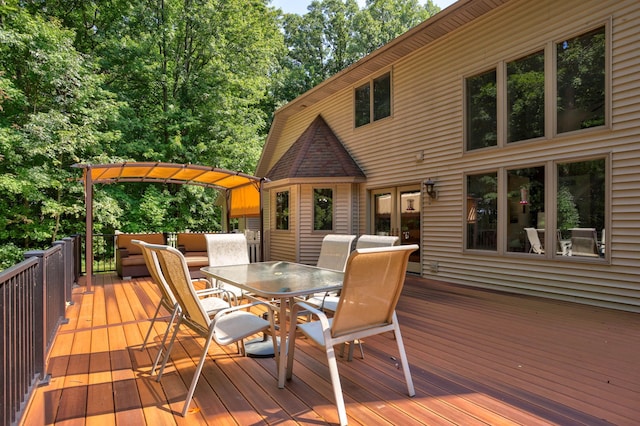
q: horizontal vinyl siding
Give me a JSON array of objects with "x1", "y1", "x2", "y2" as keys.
[
  {"x1": 267, "y1": 0, "x2": 640, "y2": 311},
  {"x1": 268, "y1": 185, "x2": 298, "y2": 263},
  {"x1": 298, "y1": 184, "x2": 355, "y2": 266},
  {"x1": 405, "y1": 0, "x2": 640, "y2": 311}
]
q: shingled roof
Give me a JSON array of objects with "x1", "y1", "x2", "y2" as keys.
[{"x1": 266, "y1": 115, "x2": 366, "y2": 181}]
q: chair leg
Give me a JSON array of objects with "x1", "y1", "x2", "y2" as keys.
[
  {"x1": 392, "y1": 313, "x2": 415, "y2": 397},
  {"x1": 157, "y1": 315, "x2": 183, "y2": 381},
  {"x1": 150, "y1": 304, "x2": 180, "y2": 376},
  {"x1": 181, "y1": 327, "x2": 216, "y2": 416},
  {"x1": 140, "y1": 301, "x2": 163, "y2": 350},
  {"x1": 325, "y1": 344, "x2": 348, "y2": 426}
]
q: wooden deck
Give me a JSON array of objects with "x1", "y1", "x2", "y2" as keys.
[{"x1": 22, "y1": 272, "x2": 640, "y2": 425}]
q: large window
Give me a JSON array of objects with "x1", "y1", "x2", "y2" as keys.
[
  {"x1": 275, "y1": 191, "x2": 289, "y2": 230},
  {"x1": 355, "y1": 72, "x2": 391, "y2": 127},
  {"x1": 557, "y1": 158, "x2": 605, "y2": 258},
  {"x1": 466, "y1": 173, "x2": 498, "y2": 251},
  {"x1": 313, "y1": 188, "x2": 333, "y2": 231},
  {"x1": 466, "y1": 69, "x2": 497, "y2": 150},
  {"x1": 507, "y1": 51, "x2": 545, "y2": 143},
  {"x1": 507, "y1": 166, "x2": 545, "y2": 253},
  {"x1": 465, "y1": 26, "x2": 606, "y2": 150},
  {"x1": 557, "y1": 27, "x2": 606, "y2": 134}
]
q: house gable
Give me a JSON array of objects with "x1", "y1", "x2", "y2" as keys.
[{"x1": 265, "y1": 115, "x2": 366, "y2": 181}]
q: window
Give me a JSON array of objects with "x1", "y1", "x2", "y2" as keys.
[
  {"x1": 355, "y1": 72, "x2": 391, "y2": 127},
  {"x1": 507, "y1": 51, "x2": 545, "y2": 143},
  {"x1": 275, "y1": 191, "x2": 289, "y2": 230},
  {"x1": 313, "y1": 188, "x2": 333, "y2": 231},
  {"x1": 466, "y1": 172, "x2": 498, "y2": 251},
  {"x1": 507, "y1": 166, "x2": 545, "y2": 253},
  {"x1": 466, "y1": 69, "x2": 497, "y2": 150},
  {"x1": 465, "y1": 26, "x2": 606, "y2": 149},
  {"x1": 557, "y1": 27, "x2": 606, "y2": 134},
  {"x1": 557, "y1": 158, "x2": 605, "y2": 258}
]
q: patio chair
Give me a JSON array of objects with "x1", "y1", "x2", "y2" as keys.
[
  {"x1": 570, "y1": 228, "x2": 600, "y2": 257},
  {"x1": 310, "y1": 234, "x2": 399, "y2": 310},
  {"x1": 146, "y1": 243, "x2": 276, "y2": 416},
  {"x1": 308, "y1": 234, "x2": 400, "y2": 360},
  {"x1": 133, "y1": 240, "x2": 232, "y2": 372},
  {"x1": 524, "y1": 227, "x2": 544, "y2": 254},
  {"x1": 354, "y1": 234, "x2": 400, "y2": 249},
  {"x1": 570, "y1": 237, "x2": 600, "y2": 257},
  {"x1": 315, "y1": 234, "x2": 356, "y2": 271},
  {"x1": 205, "y1": 233, "x2": 251, "y2": 300},
  {"x1": 286, "y1": 244, "x2": 418, "y2": 426}
]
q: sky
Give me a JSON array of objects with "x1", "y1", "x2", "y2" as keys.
[{"x1": 270, "y1": 0, "x2": 457, "y2": 16}]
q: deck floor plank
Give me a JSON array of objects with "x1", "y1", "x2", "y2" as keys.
[{"x1": 20, "y1": 273, "x2": 640, "y2": 426}]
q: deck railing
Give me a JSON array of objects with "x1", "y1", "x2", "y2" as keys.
[
  {"x1": 1, "y1": 231, "x2": 259, "y2": 424},
  {"x1": 0, "y1": 236, "x2": 79, "y2": 426}
]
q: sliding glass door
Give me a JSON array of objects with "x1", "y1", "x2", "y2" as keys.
[{"x1": 371, "y1": 185, "x2": 421, "y2": 273}]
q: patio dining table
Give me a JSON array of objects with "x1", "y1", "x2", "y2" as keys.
[{"x1": 201, "y1": 261, "x2": 344, "y2": 388}]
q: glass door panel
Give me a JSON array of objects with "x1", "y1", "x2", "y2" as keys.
[{"x1": 371, "y1": 186, "x2": 421, "y2": 273}]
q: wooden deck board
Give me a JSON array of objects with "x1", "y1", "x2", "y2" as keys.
[{"x1": 20, "y1": 273, "x2": 640, "y2": 426}]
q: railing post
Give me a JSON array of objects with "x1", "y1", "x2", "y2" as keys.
[
  {"x1": 23, "y1": 251, "x2": 47, "y2": 383},
  {"x1": 55, "y1": 238, "x2": 74, "y2": 305}
]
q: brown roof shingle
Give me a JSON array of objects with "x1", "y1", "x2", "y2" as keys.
[{"x1": 266, "y1": 115, "x2": 365, "y2": 181}]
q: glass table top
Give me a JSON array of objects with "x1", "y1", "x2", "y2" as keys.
[{"x1": 201, "y1": 261, "x2": 344, "y2": 298}]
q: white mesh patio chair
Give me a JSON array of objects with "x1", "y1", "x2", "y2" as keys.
[
  {"x1": 525, "y1": 227, "x2": 544, "y2": 254},
  {"x1": 205, "y1": 233, "x2": 251, "y2": 301},
  {"x1": 286, "y1": 245, "x2": 418, "y2": 426}
]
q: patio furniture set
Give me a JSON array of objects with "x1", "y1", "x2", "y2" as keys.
[{"x1": 129, "y1": 232, "x2": 418, "y2": 425}]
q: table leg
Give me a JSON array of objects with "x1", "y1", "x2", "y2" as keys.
[{"x1": 277, "y1": 297, "x2": 289, "y2": 388}]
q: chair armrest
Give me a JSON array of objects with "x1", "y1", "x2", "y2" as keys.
[
  {"x1": 212, "y1": 301, "x2": 273, "y2": 321},
  {"x1": 292, "y1": 301, "x2": 332, "y2": 331}
]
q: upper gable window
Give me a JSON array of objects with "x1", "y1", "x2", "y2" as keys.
[
  {"x1": 556, "y1": 26, "x2": 606, "y2": 134},
  {"x1": 355, "y1": 72, "x2": 391, "y2": 128},
  {"x1": 507, "y1": 50, "x2": 545, "y2": 143},
  {"x1": 465, "y1": 69, "x2": 497, "y2": 150}
]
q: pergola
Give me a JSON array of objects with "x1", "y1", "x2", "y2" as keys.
[{"x1": 73, "y1": 162, "x2": 266, "y2": 291}]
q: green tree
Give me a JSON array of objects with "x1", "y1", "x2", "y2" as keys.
[{"x1": 0, "y1": 7, "x2": 122, "y2": 265}]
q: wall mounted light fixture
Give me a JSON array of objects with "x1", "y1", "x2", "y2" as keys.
[{"x1": 424, "y1": 178, "x2": 437, "y2": 199}]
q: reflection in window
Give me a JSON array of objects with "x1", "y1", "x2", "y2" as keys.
[
  {"x1": 557, "y1": 159, "x2": 605, "y2": 258},
  {"x1": 466, "y1": 173, "x2": 498, "y2": 250},
  {"x1": 507, "y1": 167, "x2": 545, "y2": 253},
  {"x1": 354, "y1": 83, "x2": 370, "y2": 127},
  {"x1": 373, "y1": 73, "x2": 391, "y2": 121},
  {"x1": 313, "y1": 188, "x2": 333, "y2": 231},
  {"x1": 355, "y1": 72, "x2": 391, "y2": 127},
  {"x1": 275, "y1": 191, "x2": 289, "y2": 230},
  {"x1": 374, "y1": 193, "x2": 391, "y2": 235},
  {"x1": 557, "y1": 27, "x2": 606, "y2": 133},
  {"x1": 508, "y1": 51, "x2": 545, "y2": 142},
  {"x1": 466, "y1": 69, "x2": 497, "y2": 150}
]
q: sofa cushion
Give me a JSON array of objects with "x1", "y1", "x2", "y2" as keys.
[
  {"x1": 177, "y1": 233, "x2": 208, "y2": 253},
  {"x1": 117, "y1": 233, "x2": 165, "y2": 255}
]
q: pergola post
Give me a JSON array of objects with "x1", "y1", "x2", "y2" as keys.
[{"x1": 84, "y1": 167, "x2": 93, "y2": 293}]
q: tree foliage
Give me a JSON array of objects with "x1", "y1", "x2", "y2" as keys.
[{"x1": 0, "y1": 0, "x2": 439, "y2": 266}]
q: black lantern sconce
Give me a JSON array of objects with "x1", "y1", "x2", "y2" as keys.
[{"x1": 424, "y1": 178, "x2": 437, "y2": 199}]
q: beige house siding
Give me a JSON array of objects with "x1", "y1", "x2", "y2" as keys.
[
  {"x1": 268, "y1": 185, "x2": 298, "y2": 263},
  {"x1": 296, "y1": 183, "x2": 356, "y2": 265},
  {"x1": 259, "y1": 0, "x2": 640, "y2": 311}
]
